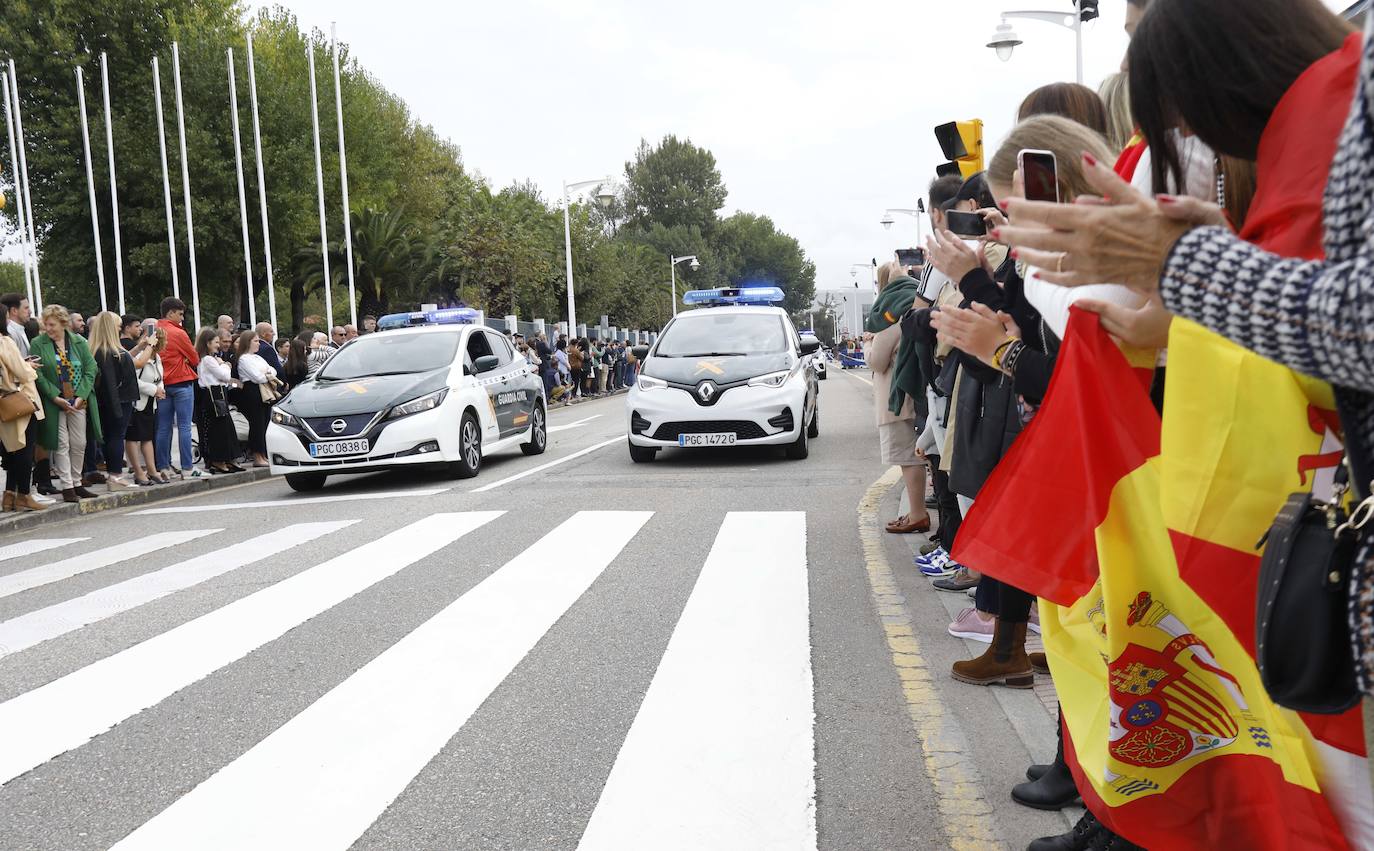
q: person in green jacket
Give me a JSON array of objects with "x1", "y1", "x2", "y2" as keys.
[{"x1": 31, "y1": 305, "x2": 103, "y2": 502}]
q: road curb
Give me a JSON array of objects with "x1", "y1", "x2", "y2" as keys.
[
  {"x1": 0, "y1": 469, "x2": 273, "y2": 536},
  {"x1": 857, "y1": 466, "x2": 1003, "y2": 850}
]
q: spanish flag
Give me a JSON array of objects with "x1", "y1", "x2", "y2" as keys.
[{"x1": 952, "y1": 32, "x2": 1370, "y2": 848}]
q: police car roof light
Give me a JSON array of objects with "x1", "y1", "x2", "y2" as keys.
[
  {"x1": 681, "y1": 286, "x2": 785, "y2": 307},
  {"x1": 377, "y1": 308, "x2": 481, "y2": 330}
]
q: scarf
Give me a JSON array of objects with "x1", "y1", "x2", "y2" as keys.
[{"x1": 865, "y1": 275, "x2": 927, "y2": 417}]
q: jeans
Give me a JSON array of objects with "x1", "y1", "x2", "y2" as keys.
[
  {"x1": 156, "y1": 381, "x2": 195, "y2": 472},
  {"x1": 102, "y1": 401, "x2": 131, "y2": 476}
]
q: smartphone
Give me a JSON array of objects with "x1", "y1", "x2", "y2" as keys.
[
  {"x1": 945, "y1": 211, "x2": 988, "y2": 238},
  {"x1": 1019, "y1": 149, "x2": 1059, "y2": 203},
  {"x1": 895, "y1": 248, "x2": 926, "y2": 267}
]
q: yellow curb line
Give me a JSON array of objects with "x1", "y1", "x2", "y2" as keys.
[{"x1": 858, "y1": 466, "x2": 1003, "y2": 850}]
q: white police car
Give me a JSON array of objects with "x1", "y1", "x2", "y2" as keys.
[
  {"x1": 266, "y1": 308, "x2": 547, "y2": 491},
  {"x1": 626, "y1": 287, "x2": 820, "y2": 462},
  {"x1": 800, "y1": 331, "x2": 827, "y2": 380}
]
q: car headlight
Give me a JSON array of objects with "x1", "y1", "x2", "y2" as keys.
[
  {"x1": 748, "y1": 370, "x2": 792, "y2": 388},
  {"x1": 637, "y1": 375, "x2": 667, "y2": 391},
  {"x1": 270, "y1": 408, "x2": 301, "y2": 428},
  {"x1": 387, "y1": 388, "x2": 449, "y2": 420}
]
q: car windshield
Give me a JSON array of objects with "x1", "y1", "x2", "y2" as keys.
[
  {"x1": 655, "y1": 313, "x2": 790, "y2": 357},
  {"x1": 316, "y1": 330, "x2": 461, "y2": 380}
]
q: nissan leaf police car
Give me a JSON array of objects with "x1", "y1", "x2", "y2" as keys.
[
  {"x1": 626, "y1": 286, "x2": 820, "y2": 462},
  {"x1": 266, "y1": 308, "x2": 546, "y2": 491}
]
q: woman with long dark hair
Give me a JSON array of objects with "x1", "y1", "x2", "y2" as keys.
[
  {"x1": 232, "y1": 329, "x2": 278, "y2": 468},
  {"x1": 195, "y1": 327, "x2": 241, "y2": 474}
]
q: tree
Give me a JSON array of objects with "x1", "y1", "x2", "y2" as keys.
[
  {"x1": 713, "y1": 212, "x2": 817, "y2": 316},
  {"x1": 621, "y1": 135, "x2": 726, "y2": 235}
]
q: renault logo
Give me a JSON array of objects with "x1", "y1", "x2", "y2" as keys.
[
  {"x1": 696, "y1": 381, "x2": 717, "y2": 402},
  {"x1": 330, "y1": 418, "x2": 348, "y2": 434}
]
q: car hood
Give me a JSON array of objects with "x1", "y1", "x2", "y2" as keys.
[
  {"x1": 643, "y1": 353, "x2": 791, "y2": 386},
  {"x1": 279, "y1": 368, "x2": 450, "y2": 416}
]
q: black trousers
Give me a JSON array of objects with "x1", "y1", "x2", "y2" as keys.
[
  {"x1": 975, "y1": 576, "x2": 1035, "y2": 623},
  {"x1": 3, "y1": 417, "x2": 37, "y2": 495},
  {"x1": 927, "y1": 455, "x2": 961, "y2": 548}
]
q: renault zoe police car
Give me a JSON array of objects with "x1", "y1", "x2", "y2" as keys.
[
  {"x1": 266, "y1": 308, "x2": 546, "y2": 491},
  {"x1": 626, "y1": 287, "x2": 820, "y2": 462}
]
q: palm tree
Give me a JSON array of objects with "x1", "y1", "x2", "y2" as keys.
[{"x1": 290, "y1": 207, "x2": 431, "y2": 329}]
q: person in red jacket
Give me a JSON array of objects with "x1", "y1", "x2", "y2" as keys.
[{"x1": 154, "y1": 297, "x2": 201, "y2": 477}]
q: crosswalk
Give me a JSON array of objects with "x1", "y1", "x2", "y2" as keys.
[{"x1": 0, "y1": 508, "x2": 817, "y2": 850}]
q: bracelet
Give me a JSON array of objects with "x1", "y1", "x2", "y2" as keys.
[
  {"x1": 1001, "y1": 341, "x2": 1027, "y2": 376},
  {"x1": 991, "y1": 338, "x2": 1016, "y2": 370}
]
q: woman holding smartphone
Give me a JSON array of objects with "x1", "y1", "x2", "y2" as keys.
[
  {"x1": 30, "y1": 305, "x2": 102, "y2": 502},
  {"x1": 126, "y1": 328, "x2": 166, "y2": 486}
]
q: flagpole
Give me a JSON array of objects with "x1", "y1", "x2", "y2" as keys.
[
  {"x1": 151, "y1": 56, "x2": 179, "y2": 300},
  {"x1": 227, "y1": 47, "x2": 255, "y2": 327},
  {"x1": 331, "y1": 24, "x2": 356, "y2": 327},
  {"x1": 100, "y1": 53, "x2": 125, "y2": 314},
  {"x1": 171, "y1": 42, "x2": 201, "y2": 329},
  {"x1": 307, "y1": 42, "x2": 332, "y2": 328},
  {"x1": 1, "y1": 72, "x2": 34, "y2": 305},
  {"x1": 8, "y1": 62, "x2": 42, "y2": 311},
  {"x1": 75, "y1": 65, "x2": 108, "y2": 312},
  {"x1": 245, "y1": 33, "x2": 277, "y2": 332}
]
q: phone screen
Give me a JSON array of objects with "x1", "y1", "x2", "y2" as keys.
[
  {"x1": 945, "y1": 211, "x2": 988, "y2": 238},
  {"x1": 895, "y1": 248, "x2": 925, "y2": 267},
  {"x1": 1020, "y1": 150, "x2": 1059, "y2": 203}
]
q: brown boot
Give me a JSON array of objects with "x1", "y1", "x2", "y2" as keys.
[
  {"x1": 1030, "y1": 652, "x2": 1050, "y2": 675},
  {"x1": 952, "y1": 618, "x2": 1033, "y2": 688},
  {"x1": 15, "y1": 493, "x2": 46, "y2": 511},
  {"x1": 61, "y1": 488, "x2": 81, "y2": 504}
]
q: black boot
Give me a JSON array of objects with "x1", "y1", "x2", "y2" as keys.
[
  {"x1": 33, "y1": 458, "x2": 57, "y2": 496},
  {"x1": 1014, "y1": 707, "x2": 1080, "y2": 809},
  {"x1": 1028, "y1": 810, "x2": 1103, "y2": 851}
]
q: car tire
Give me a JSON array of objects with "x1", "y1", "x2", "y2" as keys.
[
  {"x1": 285, "y1": 472, "x2": 327, "y2": 492},
  {"x1": 520, "y1": 402, "x2": 547, "y2": 456},
  {"x1": 785, "y1": 420, "x2": 810, "y2": 460},
  {"x1": 449, "y1": 410, "x2": 483, "y2": 478},
  {"x1": 807, "y1": 405, "x2": 820, "y2": 438},
  {"x1": 628, "y1": 440, "x2": 658, "y2": 463}
]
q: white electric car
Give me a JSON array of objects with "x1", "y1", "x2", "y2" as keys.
[
  {"x1": 625, "y1": 287, "x2": 820, "y2": 462},
  {"x1": 266, "y1": 308, "x2": 547, "y2": 491}
]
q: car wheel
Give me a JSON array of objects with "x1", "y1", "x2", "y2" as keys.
[
  {"x1": 785, "y1": 419, "x2": 810, "y2": 460},
  {"x1": 520, "y1": 402, "x2": 547, "y2": 456},
  {"x1": 285, "y1": 472, "x2": 327, "y2": 492},
  {"x1": 807, "y1": 405, "x2": 820, "y2": 438},
  {"x1": 628, "y1": 439, "x2": 658, "y2": 463},
  {"x1": 449, "y1": 410, "x2": 482, "y2": 478}
]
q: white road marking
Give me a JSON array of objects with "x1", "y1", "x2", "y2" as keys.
[
  {"x1": 131, "y1": 488, "x2": 448, "y2": 515},
  {"x1": 578, "y1": 511, "x2": 816, "y2": 851},
  {"x1": 0, "y1": 521, "x2": 356, "y2": 659},
  {"x1": 0, "y1": 512, "x2": 501, "y2": 786},
  {"x1": 470, "y1": 436, "x2": 621, "y2": 493},
  {"x1": 547, "y1": 414, "x2": 602, "y2": 434},
  {"x1": 112, "y1": 511, "x2": 652, "y2": 851},
  {"x1": 0, "y1": 538, "x2": 89, "y2": 564},
  {"x1": 0, "y1": 530, "x2": 219, "y2": 600}
]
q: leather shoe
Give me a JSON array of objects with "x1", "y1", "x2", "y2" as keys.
[
  {"x1": 1030, "y1": 651, "x2": 1050, "y2": 674},
  {"x1": 15, "y1": 493, "x2": 46, "y2": 511},
  {"x1": 82, "y1": 471, "x2": 107, "y2": 486},
  {"x1": 73, "y1": 486, "x2": 100, "y2": 500},
  {"x1": 61, "y1": 488, "x2": 81, "y2": 504},
  {"x1": 35, "y1": 480, "x2": 59, "y2": 496},
  {"x1": 1028, "y1": 811, "x2": 1103, "y2": 851},
  {"x1": 886, "y1": 514, "x2": 932, "y2": 534},
  {"x1": 1012, "y1": 758, "x2": 1081, "y2": 810}
]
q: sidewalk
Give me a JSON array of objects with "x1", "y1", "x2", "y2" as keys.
[{"x1": 0, "y1": 468, "x2": 273, "y2": 536}]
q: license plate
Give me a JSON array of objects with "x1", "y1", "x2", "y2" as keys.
[
  {"x1": 309, "y1": 438, "x2": 370, "y2": 458},
  {"x1": 678, "y1": 432, "x2": 737, "y2": 447}
]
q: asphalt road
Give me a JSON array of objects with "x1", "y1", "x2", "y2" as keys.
[{"x1": 0, "y1": 369, "x2": 1070, "y2": 850}]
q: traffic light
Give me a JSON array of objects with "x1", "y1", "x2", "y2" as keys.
[{"x1": 935, "y1": 120, "x2": 984, "y2": 179}]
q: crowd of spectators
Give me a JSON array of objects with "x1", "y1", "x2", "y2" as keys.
[
  {"x1": 864, "y1": 0, "x2": 1374, "y2": 847},
  {"x1": 514, "y1": 331, "x2": 637, "y2": 403}
]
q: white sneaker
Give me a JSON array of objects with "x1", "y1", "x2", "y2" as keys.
[{"x1": 31, "y1": 492, "x2": 55, "y2": 505}]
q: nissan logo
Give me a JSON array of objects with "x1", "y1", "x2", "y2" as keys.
[
  {"x1": 330, "y1": 418, "x2": 348, "y2": 434},
  {"x1": 697, "y1": 381, "x2": 717, "y2": 402}
]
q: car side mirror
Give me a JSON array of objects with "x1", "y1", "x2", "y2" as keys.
[
  {"x1": 474, "y1": 355, "x2": 501, "y2": 374},
  {"x1": 631, "y1": 345, "x2": 650, "y2": 361},
  {"x1": 799, "y1": 338, "x2": 821, "y2": 355}
]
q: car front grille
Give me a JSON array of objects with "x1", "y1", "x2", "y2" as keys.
[
  {"x1": 767, "y1": 408, "x2": 793, "y2": 432},
  {"x1": 303, "y1": 412, "x2": 376, "y2": 438},
  {"x1": 652, "y1": 420, "x2": 767, "y2": 441}
]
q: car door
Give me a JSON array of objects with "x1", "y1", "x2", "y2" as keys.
[
  {"x1": 482, "y1": 330, "x2": 530, "y2": 438},
  {"x1": 464, "y1": 329, "x2": 503, "y2": 441}
]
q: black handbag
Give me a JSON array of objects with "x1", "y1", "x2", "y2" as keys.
[
  {"x1": 208, "y1": 384, "x2": 230, "y2": 418},
  {"x1": 1255, "y1": 468, "x2": 1370, "y2": 714}
]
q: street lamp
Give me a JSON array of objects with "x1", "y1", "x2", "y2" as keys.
[
  {"x1": 669, "y1": 254, "x2": 700, "y2": 316},
  {"x1": 987, "y1": 1, "x2": 1099, "y2": 84},
  {"x1": 880, "y1": 201, "x2": 927, "y2": 245},
  {"x1": 562, "y1": 175, "x2": 618, "y2": 333}
]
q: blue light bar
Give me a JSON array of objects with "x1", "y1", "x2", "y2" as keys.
[
  {"x1": 682, "y1": 286, "x2": 786, "y2": 307},
  {"x1": 377, "y1": 308, "x2": 481, "y2": 330}
]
